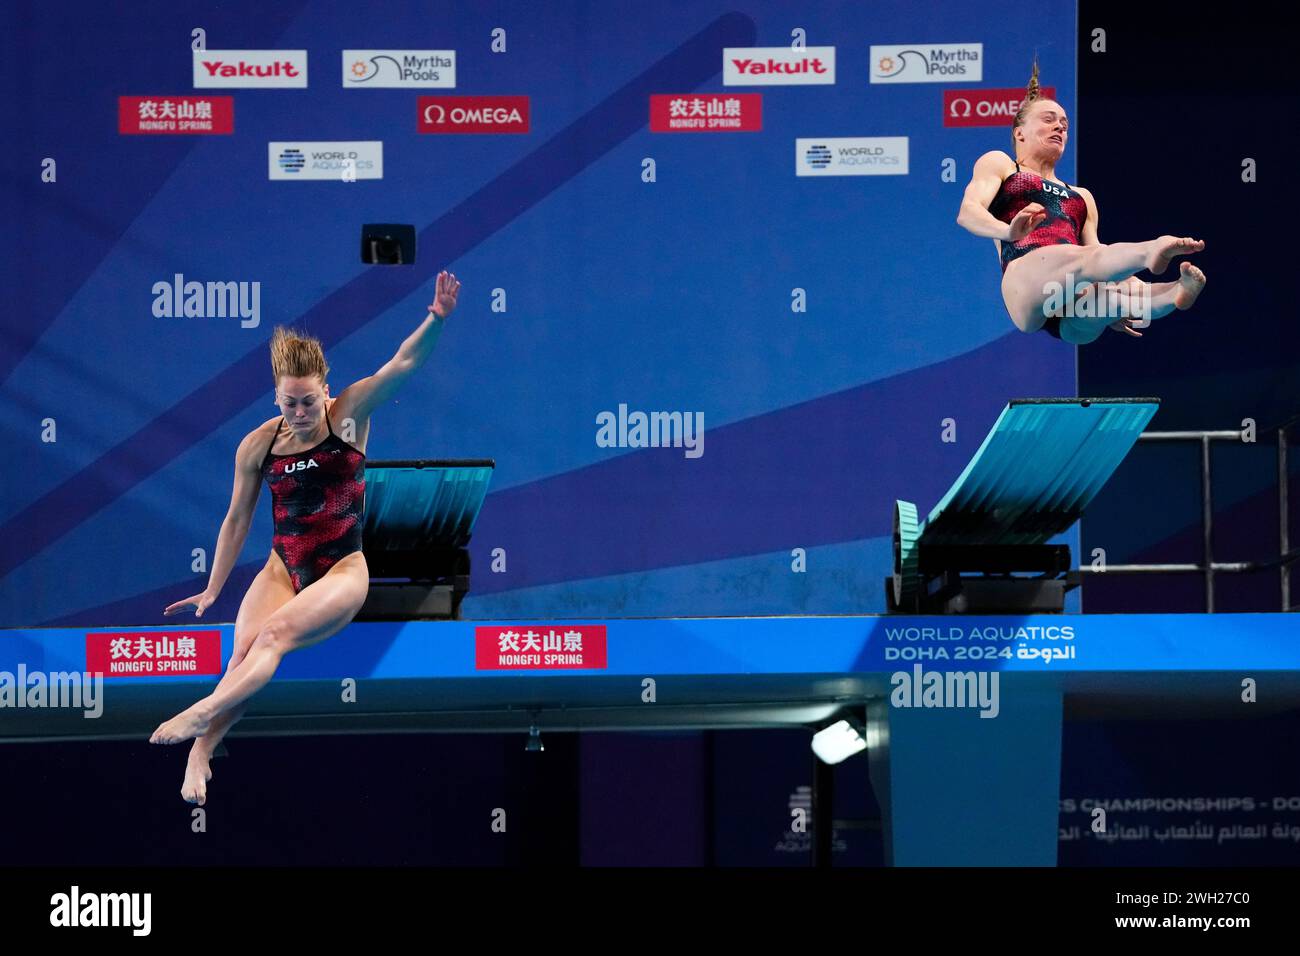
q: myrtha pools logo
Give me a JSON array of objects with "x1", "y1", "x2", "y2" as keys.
[
  {"x1": 870, "y1": 44, "x2": 982, "y2": 83},
  {"x1": 343, "y1": 50, "x2": 456, "y2": 87}
]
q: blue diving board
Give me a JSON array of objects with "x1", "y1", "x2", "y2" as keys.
[
  {"x1": 363, "y1": 459, "x2": 494, "y2": 550},
  {"x1": 892, "y1": 398, "x2": 1159, "y2": 611}
]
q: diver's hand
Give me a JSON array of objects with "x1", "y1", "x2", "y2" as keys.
[
  {"x1": 1007, "y1": 203, "x2": 1048, "y2": 241},
  {"x1": 164, "y1": 591, "x2": 215, "y2": 618},
  {"x1": 429, "y1": 270, "x2": 461, "y2": 319}
]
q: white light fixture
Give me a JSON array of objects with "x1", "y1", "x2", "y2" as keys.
[{"x1": 811, "y1": 718, "x2": 867, "y2": 765}]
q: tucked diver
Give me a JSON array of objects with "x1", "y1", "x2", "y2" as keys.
[{"x1": 957, "y1": 57, "x2": 1206, "y2": 344}]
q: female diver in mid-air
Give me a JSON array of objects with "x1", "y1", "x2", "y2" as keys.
[
  {"x1": 150, "y1": 270, "x2": 461, "y2": 804},
  {"x1": 957, "y1": 58, "x2": 1206, "y2": 344}
]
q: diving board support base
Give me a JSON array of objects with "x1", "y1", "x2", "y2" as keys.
[
  {"x1": 886, "y1": 398, "x2": 1160, "y2": 615},
  {"x1": 359, "y1": 545, "x2": 472, "y2": 620},
  {"x1": 359, "y1": 583, "x2": 459, "y2": 621},
  {"x1": 885, "y1": 571, "x2": 1076, "y2": 614},
  {"x1": 867, "y1": 683, "x2": 1064, "y2": 865}
]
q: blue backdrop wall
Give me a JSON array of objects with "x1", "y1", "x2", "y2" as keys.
[{"x1": 0, "y1": 0, "x2": 1077, "y2": 626}]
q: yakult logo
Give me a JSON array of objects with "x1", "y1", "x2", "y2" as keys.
[
  {"x1": 724, "y1": 46, "x2": 836, "y2": 85},
  {"x1": 944, "y1": 86, "x2": 1058, "y2": 127},
  {"x1": 193, "y1": 50, "x2": 308, "y2": 88},
  {"x1": 418, "y1": 96, "x2": 530, "y2": 133}
]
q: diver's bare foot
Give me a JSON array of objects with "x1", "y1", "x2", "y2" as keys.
[
  {"x1": 1147, "y1": 236, "x2": 1204, "y2": 275},
  {"x1": 181, "y1": 749, "x2": 213, "y2": 805},
  {"x1": 149, "y1": 705, "x2": 212, "y2": 745},
  {"x1": 1174, "y1": 261, "x2": 1206, "y2": 310}
]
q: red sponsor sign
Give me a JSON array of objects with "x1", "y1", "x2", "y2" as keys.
[
  {"x1": 650, "y1": 93, "x2": 762, "y2": 132},
  {"x1": 86, "y1": 629, "x2": 223, "y2": 676},
  {"x1": 118, "y1": 95, "x2": 233, "y2": 135},
  {"x1": 418, "y1": 95, "x2": 530, "y2": 133},
  {"x1": 943, "y1": 86, "x2": 1057, "y2": 127},
  {"x1": 475, "y1": 624, "x2": 607, "y2": 670}
]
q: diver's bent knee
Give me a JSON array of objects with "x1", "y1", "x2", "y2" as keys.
[
  {"x1": 251, "y1": 619, "x2": 294, "y2": 654},
  {"x1": 1072, "y1": 243, "x2": 1105, "y2": 280},
  {"x1": 226, "y1": 640, "x2": 253, "y2": 671}
]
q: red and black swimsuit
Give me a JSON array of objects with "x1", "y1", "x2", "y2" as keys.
[
  {"x1": 260, "y1": 411, "x2": 366, "y2": 593},
  {"x1": 988, "y1": 161, "x2": 1089, "y2": 338}
]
